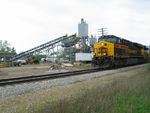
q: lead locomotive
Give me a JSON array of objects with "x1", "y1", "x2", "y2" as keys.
[{"x1": 92, "y1": 35, "x2": 149, "y2": 68}]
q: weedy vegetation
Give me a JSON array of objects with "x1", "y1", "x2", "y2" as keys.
[{"x1": 34, "y1": 64, "x2": 150, "y2": 113}]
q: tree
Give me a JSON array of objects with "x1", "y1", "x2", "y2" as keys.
[{"x1": 0, "y1": 40, "x2": 16, "y2": 53}]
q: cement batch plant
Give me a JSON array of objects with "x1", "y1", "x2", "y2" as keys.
[
  {"x1": 61, "y1": 18, "x2": 97, "y2": 61},
  {"x1": 0, "y1": 18, "x2": 97, "y2": 66}
]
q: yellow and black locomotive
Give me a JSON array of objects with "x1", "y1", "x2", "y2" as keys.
[{"x1": 92, "y1": 35, "x2": 149, "y2": 68}]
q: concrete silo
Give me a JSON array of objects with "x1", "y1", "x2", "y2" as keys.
[{"x1": 78, "y1": 18, "x2": 88, "y2": 37}]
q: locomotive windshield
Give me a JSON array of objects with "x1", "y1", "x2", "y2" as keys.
[{"x1": 98, "y1": 36, "x2": 118, "y2": 43}]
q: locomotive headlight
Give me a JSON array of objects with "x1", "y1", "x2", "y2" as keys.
[
  {"x1": 101, "y1": 43, "x2": 104, "y2": 46},
  {"x1": 103, "y1": 53, "x2": 106, "y2": 55}
]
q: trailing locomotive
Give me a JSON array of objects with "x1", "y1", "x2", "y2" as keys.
[{"x1": 92, "y1": 35, "x2": 149, "y2": 68}]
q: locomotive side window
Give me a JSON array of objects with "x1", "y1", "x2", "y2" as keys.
[
  {"x1": 118, "y1": 38, "x2": 123, "y2": 44},
  {"x1": 98, "y1": 38, "x2": 106, "y2": 42},
  {"x1": 98, "y1": 36, "x2": 117, "y2": 43},
  {"x1": 106, "y1": 37, "x2": 117, "y2": 43}
]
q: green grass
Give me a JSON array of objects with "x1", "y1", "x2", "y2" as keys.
[
  {"x1": 148, "y1": 62, "x2": 150, "y2": 70},
  {"x1": 35, "y1": 66, "x2": 150, "y2": 113}
]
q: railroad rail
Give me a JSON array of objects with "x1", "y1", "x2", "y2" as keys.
[{"x1": 0, "y1": 68, "x2": 100, "y2": 86}]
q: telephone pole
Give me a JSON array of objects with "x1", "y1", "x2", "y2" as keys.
[{"x1": 97, "y1": 28, "x2": 107, "y2": 36}]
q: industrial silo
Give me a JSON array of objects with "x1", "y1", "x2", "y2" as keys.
[{"x1": 78, "y1": 18, "x2": 88, "y2": 37}]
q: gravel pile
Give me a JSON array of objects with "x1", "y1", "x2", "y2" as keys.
[{"x1": 0, "y1": 64, "x2": 146, "y2": 98}]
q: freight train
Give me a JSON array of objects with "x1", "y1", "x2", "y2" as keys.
[{"x1": 92, "y1": 35, "x2": 149, "y2": 68}]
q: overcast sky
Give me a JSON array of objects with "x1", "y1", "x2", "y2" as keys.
[{"x1": 0, "y1": 0, "x2": 150, "y2": 53}]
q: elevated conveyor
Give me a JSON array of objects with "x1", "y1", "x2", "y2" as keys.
[{"x1": 10, "y1": 34, "x2": 77, "y2": 62}]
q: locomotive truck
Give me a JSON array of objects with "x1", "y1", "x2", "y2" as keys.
[{"x1": 92, "y1": 35, "x2": 149, "y2": 68}]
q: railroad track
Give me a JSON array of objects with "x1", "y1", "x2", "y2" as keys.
[{"x1": 0, "y1": 68, "x2": 100, "y2": 86}]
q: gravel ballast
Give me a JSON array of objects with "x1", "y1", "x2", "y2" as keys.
[{"x1": 0, "y1": 64, "x2": 147, "y2": 98}]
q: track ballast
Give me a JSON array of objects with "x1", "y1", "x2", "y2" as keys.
[{"x1": 0, "y1": 68, "x2": 100, "y2": 86}]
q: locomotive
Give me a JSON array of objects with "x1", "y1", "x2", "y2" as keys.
[{"x1": 92, "y1": 35, "x2": 149, "y2": 68}]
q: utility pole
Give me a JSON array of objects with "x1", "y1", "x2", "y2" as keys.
[
  {"x1": 97, "y1": 28, "x2": 107, "y2": 36},
  {"x1": 149, "y1": 45, "x2": 150, "y2": 54},
  {"x1": 101, "y1": 28, "x2": 104, "y2": 36}
]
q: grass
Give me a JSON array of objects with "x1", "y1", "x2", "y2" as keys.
[
  {"x1": 0, "y1": 64, "x2": 149, "y2": 113},
  {"x1": 35, "y1": 64, "x2": 150, "y2": 113},
  {"x1": 148, "y1": 60, "x2": 150, "y2": 70}
]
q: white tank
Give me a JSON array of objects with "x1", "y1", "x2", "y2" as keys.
[{"x1": 78, "y1": 18, "x2": 88, "y2": 37}]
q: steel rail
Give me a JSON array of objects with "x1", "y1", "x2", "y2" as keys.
[{"x1": 0, "y1": 68, "x2": 100, "y2": 86}]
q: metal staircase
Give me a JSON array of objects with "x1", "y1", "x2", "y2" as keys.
[{"x1": 10, "y1": 34, "x2": 77, "y2": 62}]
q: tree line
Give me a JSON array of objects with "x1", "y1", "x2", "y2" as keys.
[{"x1": 0, "y1": 40, "x2": 16, "y2": 53}]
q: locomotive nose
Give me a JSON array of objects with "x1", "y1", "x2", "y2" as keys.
[
  {"x1": 99, "y1": 47, "x2": 107, "y2": 56},
  {"x1": 94, "y1": 41, "x2": 114, "y2": 57},
  {"x1": 101, "y1": 42, "x2": 107, "y2": 46}
]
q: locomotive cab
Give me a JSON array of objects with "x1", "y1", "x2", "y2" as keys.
[
  {"x1": 94, "y1": 35, "x2": 118, "y2": 57},
  {"x1": 93, "y1": 35, "x2": 117, "y2": 68}
]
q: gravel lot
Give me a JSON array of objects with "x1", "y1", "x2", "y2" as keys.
[
  {"x1": 0, "y1": 64, "x2": 65, "y2": 79},
  {"x1": 0, "y1": 64, "x2": 147, "y2": 98},
  {"x1": 0, "y1": 63, "x2": 91, "y2": 79}
]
